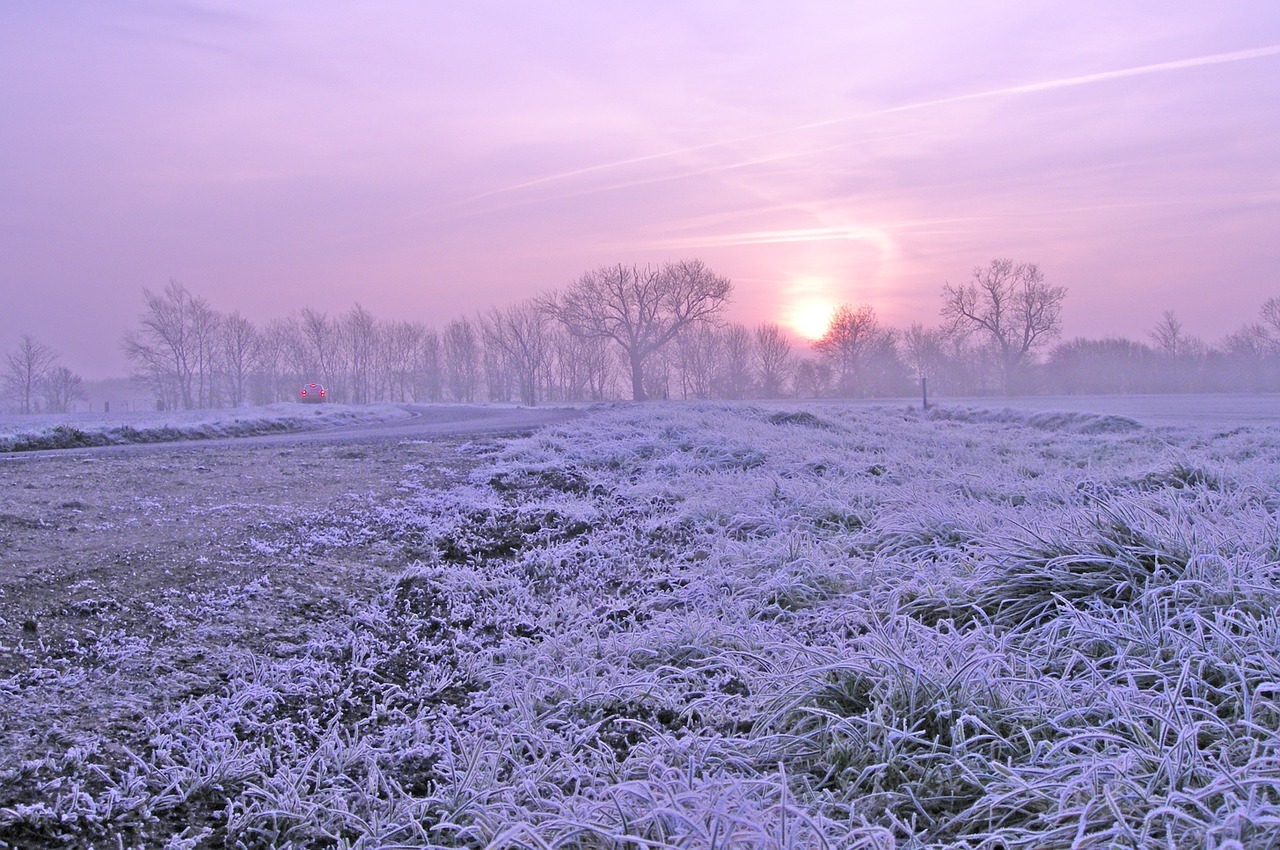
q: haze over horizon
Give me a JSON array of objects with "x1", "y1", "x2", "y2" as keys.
[{"x1": 3, "y1": 2, "x2": 1278, "y2": 379}]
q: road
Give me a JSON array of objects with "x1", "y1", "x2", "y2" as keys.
[
  {"x1": 0, "y1": 404, "x2": 587, "y2": 460},
  {"x1": 0, "y1": 404, "x2": 585, "y2": 674}
]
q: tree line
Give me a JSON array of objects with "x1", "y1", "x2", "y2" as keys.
[
  {"x1": 1, "y1": 335, "x2": 86, "y2": 414},
  {"x1": 4, "y1": 257, "x2": 1279, "y2": 412}
]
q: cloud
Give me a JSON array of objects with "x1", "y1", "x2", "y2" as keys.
[
  {"x1": 645, "y1": 225, "x2": 892, "y2": 251},
  {"x1": 460, "y1": 43, "x2": 1280, "y2": 207}
]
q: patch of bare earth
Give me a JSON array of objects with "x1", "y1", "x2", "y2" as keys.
[{"x1": 0, "y1": 435, "x2": 493, "y2": 831}]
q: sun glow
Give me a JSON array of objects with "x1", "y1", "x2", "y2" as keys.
[{"x1": 787, "y1": 300, "x2": 836, "y2": 341}]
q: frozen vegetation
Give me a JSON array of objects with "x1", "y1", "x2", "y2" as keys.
[
  {"x1": 4, "y1": 401, "x2": 1280, "y2": 847},
  {"x1": 0, "y1": 404, "x2": 417, "y2": 452}
]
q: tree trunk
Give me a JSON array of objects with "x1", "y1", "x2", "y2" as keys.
[{"x1": 629, "y1": 351, "x2": 647, "y2": 401}]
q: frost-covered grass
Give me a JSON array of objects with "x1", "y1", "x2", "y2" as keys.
[
  {"x1": 4, "y1": 402, "x2": 1280, "y2": 847},
  {"x1": 0, "y1": 404, "x2": 416, "y2": 452}
]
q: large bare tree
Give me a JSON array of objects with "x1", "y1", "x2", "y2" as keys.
[
  {"x1": 544, "y1": 259, "x2": 732, "y2": 401},
  {"x1": 941, "y1": 258, "x2": 1066, "y2": 393},
  {"x1": 3, "y1": 334, "x2": 58, "y2": 413}
]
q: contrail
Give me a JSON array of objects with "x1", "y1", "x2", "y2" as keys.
[
  {"x1": 865, "y1": 44, "x2": 1280, "y2": 119},
  {"x1": 458, "y1": 44, "x2": 1280, "y2": 206}
]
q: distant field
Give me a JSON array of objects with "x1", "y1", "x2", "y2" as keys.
[
  {"x1": 2, "y1": 400, "x2": 1279, "y2": 847},
  {"x1": 2, "y1": 393, "x2": 1274, "y2": 449},
  {"x1": 750, "y1": 391, "x2": 1278, "y2": 429},
  {"x1": 931, "y1": 392, "x2": 1280, "y2": 428}
]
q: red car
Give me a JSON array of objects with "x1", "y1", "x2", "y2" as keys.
[{"x1": 300, "y1": 383, "x2": 327, "y2": 404}]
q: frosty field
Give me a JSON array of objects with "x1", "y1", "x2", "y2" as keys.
[{"x1": 2, "y1": 400, "x2": 1280, "y2": 848}]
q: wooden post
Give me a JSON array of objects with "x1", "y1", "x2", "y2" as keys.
[{"x1": 921, "y1": 375, "x2": 929, "y2": 411}]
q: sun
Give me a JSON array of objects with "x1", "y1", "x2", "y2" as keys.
[{"x1": 787, "y1": 300, "x2": 836, "y2": 341}]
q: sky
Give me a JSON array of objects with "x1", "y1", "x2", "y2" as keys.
[{"x1": 2, "y1": 1, "x2": 1278, "y2": 378}]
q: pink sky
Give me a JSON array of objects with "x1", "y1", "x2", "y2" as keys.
[{"x1": 2, "y1": 2, "x2": 1278, "y2": 378}]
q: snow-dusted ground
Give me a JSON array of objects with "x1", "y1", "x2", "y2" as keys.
[
  {"x1": 3, "y1": 400, "x2": 1279, "y2": 847},
  {"x1": 0, "y1": 403, "x2": 418, "y2": 451}
]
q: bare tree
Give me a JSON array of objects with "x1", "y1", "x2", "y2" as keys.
[
  {"x1": 483, "y1": 300, "x2": 551, "y2": 406},
  {"x1": 342, "y1": 303, "x2": 379, "y2": 404},
  {"x1": 644, "y1": 344, "x2": 674, "y2": 401},
  {"x1": 4, "y1": 334, "x2": 58, "y2": 413},
  {"x1": 443, "y1": 317, "x2": 480, "y2": 402},
  {"x1": 941, "y1": 258, "x2": 1066, "y2": 394},
  {"x1": 754, "y1": 322, "x2": 793, "y2": 398},
  {"x1": 812, "y1": 304, "x2": 887, "y2": 397},
  {"x1": 189, "y1": 297, "x2": 220, "y2": 407},
  {"x1": 716, "y1": 322, "x2": 754, "y2": 400},
  {"x1": 675, "y1": 324, "x2": 721, "y2": 399},
  {"x1": 381, "y1": 320, "x2": 425, "y2": 402},
  {"x1": 41, "y1": 366, "x2": 86, "y2": 413},
  {"x1": 415, "y1": 328, "x2": 444, "y2": 402},
  {"x1": 477, "y1": 313, "x2": 513, "y2": 403},
  {"x1": 902, "y1": 323, "x2": 943, "y2": 380},
  {"x1": 580, "y1": 335, "x2": 618, "y2": 401},
  {"x1": 122, "y1": 281, "x2": 216, "y2": 409},
  {"x1": 1148, "y1": 310, "x2": 1205, "y2": 391},
  {"x1": 218, "y1": 311, "x2": 261, "y2": 407},
  {"x1": 1216, "y1": 325, "x2": 1271, "y2": 390},
  {"x1": 902, "y1": 321, "x2": 986, "y2": 397},
  {"x1": 1257, "y1": 297, "x2": 1280, "y2": 353},
  {"x1": 544, "y1": 330, "x2": 576, "y2": 402},
  {"x1": 1149, "y1": 310, "x2": 1201, "y2": 358},
  {"x1": 543, "y1": 258, "x2": 732, "y2": 400},
  {"x1": 793, "y1": 358, "x2": 831, "y2": 398},
  {"x1": 258, "y1": 318, "x2": 296, "y2": 403},
  {"x1": 1209, "y1": 299, "x2": 1280, "y2": 392},
  {"x1": 547, "y1": 329, "x2": 614, "y2": 401}
]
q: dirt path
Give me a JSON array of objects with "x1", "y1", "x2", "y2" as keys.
[{"x1": 0, "y1": 403, "x2": 584, "y2": 458}]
